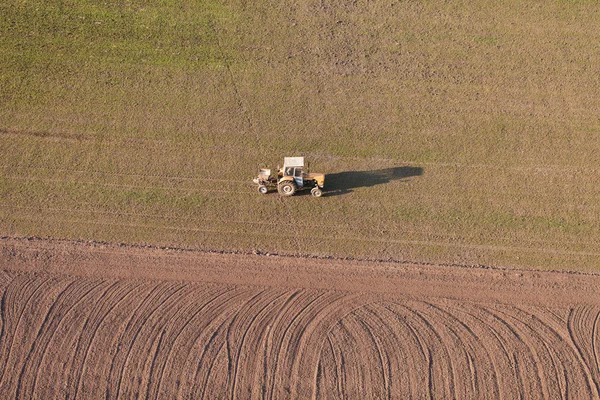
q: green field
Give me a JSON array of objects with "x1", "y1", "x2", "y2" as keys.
[{"x1": 2, "y1": 0, "x2": 600, "y2": 271}]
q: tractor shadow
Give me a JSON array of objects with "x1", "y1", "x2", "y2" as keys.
[{"x1": 324, "y1": 166, "x2": 424, "y2": 196}]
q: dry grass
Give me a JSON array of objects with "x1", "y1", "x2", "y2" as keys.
[{"x1": 1, "y1": 0, "x2": 600, "y2": 271}]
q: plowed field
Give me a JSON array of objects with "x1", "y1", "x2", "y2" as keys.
[{"x1": 1, "y1": 237, "x2": 599, "y2": 399}]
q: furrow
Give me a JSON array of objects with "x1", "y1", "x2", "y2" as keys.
[
  {"x1": 69, "y1": 280, "x2": 143, "y2": 399},
  {"x1": 28, "y1": 279, "x2": 108, "y2": 399}
]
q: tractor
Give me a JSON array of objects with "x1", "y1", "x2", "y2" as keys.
[{"x1": 253, "y1": 157, "x2": 325, "y2": 197}]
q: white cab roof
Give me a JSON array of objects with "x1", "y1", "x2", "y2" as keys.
[{"x1": 283, "y1": 157, "x2": 304, "y2": 168}]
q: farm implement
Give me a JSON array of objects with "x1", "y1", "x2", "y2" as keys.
[{"x1": 253, "y1": 157, "x2": 325, "y2": 197}]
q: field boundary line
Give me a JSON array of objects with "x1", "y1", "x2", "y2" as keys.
[
  {"x1": 5, "y1": 205, "x2": 599, "y2": 249},
  {"x1": 4, "y1": 235, "x2": 600, "y2": 278},
  {"x1": 5, "y1": 215, "x2": 600, "y2": 259}
]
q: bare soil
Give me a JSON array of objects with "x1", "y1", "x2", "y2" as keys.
[{"x1": 0, "y1": 236, "x2": 599, "y2": 398}]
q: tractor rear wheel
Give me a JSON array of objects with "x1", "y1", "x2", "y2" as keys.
[
  {"x1": 278, "y1": 181, "x2": 296, "y2": 196},
  {"x1": 258, "y1": 185, "x2": 268, "y2": 194},
  {"x1": 311, "y1": 187, "x2": 323, "y2": 197}
]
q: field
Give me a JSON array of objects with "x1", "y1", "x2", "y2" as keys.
[
  {"x1": 2, "y1": 0, "x2": 600, "y2": 398},
  {"x1": 2, "y1": 0, "x2": 600, "y2": 271},
  {"x1": 1, "y1": 237, "x2": 600, "y2": 399}
]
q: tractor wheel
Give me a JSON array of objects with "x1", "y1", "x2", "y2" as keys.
[
  {"x1": 258, "y1": 185, "x2": 268, "y2": 194},
  {"x1": 278, "y1": 181, "x2": 296, "y2": 196},
  {"x1": 311, "y1": 187, "x2": 323, "y2": 198}
]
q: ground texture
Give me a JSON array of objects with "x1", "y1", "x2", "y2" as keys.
[{"x1": 1, "y1": 237, "x2": 599, "y2": 399}]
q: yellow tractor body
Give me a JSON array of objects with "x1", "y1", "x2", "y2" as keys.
[{"x1": 253, "y1": 157, "x2": 325, "y2": 197}]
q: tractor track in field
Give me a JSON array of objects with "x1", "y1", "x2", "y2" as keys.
[
  {"x1": 5, "y1": 209, "x2": 600, "y2": 261},
  {"x1": 4, "y1": 131, "x2": 600, "y2": 174},
  {"x1": 0, "y1": 237, "x2": 599, "y2": 398}
]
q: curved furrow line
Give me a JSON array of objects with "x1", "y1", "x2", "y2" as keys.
[
  {"x1": 491, "y1": 305, "x2": 579, "y2": 399},
  {"x1": 342, "y1": 309, "x2": 388, "y2": 399},
  {"x1": 195, "y1": 319, "x2": 235, "y2": 400},
  {"x1": 479, "y1": 305, "x2": 535, "y2": 400},
  {"x1": 521, "y1": 306, "x2": 576, "y2": 400},
  {"x1": 286, "y1": 293, "x2": 364, "y2": 399},
  {"x1": 354, "y1": 304, "x2": 405, "y2": 399},
  {"x1": 68, "y1": 279, "x2": 143, "y2": 400},
  {"x1": 266, "y1": 290, "x2": 327, "y2": 400},
  {"x1": 268, "y1": 290, "x2": 343, "y2": 398},
  {"x1": 259, "y1": 289, "x2": 303, "y2": 400},
  {"x1": 482, "y1": 305, "x2": 551, "y2": 400},
  {"x1": 201, "y1": 337, "x2": 231, "y2": 400},
  {"x1": 315, "y1": 334, "x2": 339, "y2": 400},
  {"x1": 14, "y1": 276, "x2": 88, "y2": 400},
  {"x1": 567, "y1": 305, "x2": 600, "y2": 396},
  {"x1": 119, "y1": 284, "x2": 201, "y2": 399},
  {"x1": 246, "y1": 291, "x2": 306, "y2": 400},
  {"x1": 398, "y1": 302, "x2": 457, "y2": 399},
  {"x1": 384, "y1": 303, "x2": 433, "y2": 398},
  {"x1": 225, "y1": 288, "x2": 290, "y2": 400},
  {"x1": 382, "y1": 302, "x2": 432, "y2": 398},
  {"x1": 114, "y1": 283, "x2": 191, "y2": 399},
  {"x1": 144, "y1": 284, "x2": 232, "y2": 400},
  {"x1": 368, "y1": 301, "x2": 431, "y2": 399},
  {"x1": 168, "y1": 286, "x2": 261, "y2": 399},
  {"x1": 327, "y1": 319, "x2": 363, "y2": 399},
  {"x1": 190, "y1": 291, "x2": 264, "y2": 399},
  {"x1": 186, "y1": 290, "x2": 269, "y2": 398},
  {"x1": 321, "y1": 314, "x2": 375, "y2": 399},
  {"x1": 445, "y1": 302, "x2": 526, "y2": 400},
  {"x1": 419, "y1": 301, "x2": 500, "y2": 399},
  {"x1": 103, "y1": 281, "x2": 177, "y2": 399},
  {"x1": 223, "y1": 288, "x2": 303, "y2": 399},
  {"x1": 327, "y1": 334, "x2": 346, "y2": 400},
  {"x1": 0, "y1": 275, "x2": 53, "y2": 386},
  {"x1": 0, "y1": 276, "x2": 71, "y2": 397},
  {"x1": 28, "y1": 278, "x2": 110, "y2": 399},
  {"x1": 0, "y1": 271, "x2": 14, "y2": 362},
  {"x1": 524, "y1": 306, "x2": 594, "y2": 399},
  {"x1": 0, "y1": 270, "x2": 16, "y2": 288},
  {"x1": 171, "y1": 287, "x2": 263, "y2": 398},
  {"x1": 153, "y1": 285, "x2": 251, "y2": 399},
  {"x1": 121, "y1": 284, "x2": 208, "y2": 399},
  {"x1": 410, "y1": 301, "x2": 476, "y2": 399},
  {"x1": 193, "y1": 293, "x2": 286, "y2": 398},
  {"x1": 78, "y1": 281, "x2": 157, "y2": 398},
  {"x1": 594, "y1": 311, "x2": 600, "y2": 382}
]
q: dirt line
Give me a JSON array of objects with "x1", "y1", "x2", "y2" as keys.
[
  {"x1": 2, "y1": 175, "x2": 253, "y2": 192},
  {"x1": 1, "y1": 238, "x2": 599, "y2": 398},
  {"x1": 6, "y1": 211, "x2": 600, "y2": 260},
  {"x1": 0, "y1": 165, "x2": 248, "y2": 183},
  {"x1": 1, "y1": 236, "x2": 600, "y2": 307},
  {"x1": 5, "y1": 205, "x2": 600, "y2": 251},
  {"x1": 4, "y1": 131, "x2": 600, "y2": 174}
]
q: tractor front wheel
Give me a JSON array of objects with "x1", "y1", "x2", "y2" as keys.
[
  {"x1": 258, "y1": 185, "x2": 268, "y2": 194},
  {"x1": 311, "y1": 187, "x2": 323, "y2": 198},
  {"x1": 278, "y1": 181, "x2": 296, "y2": 196}
]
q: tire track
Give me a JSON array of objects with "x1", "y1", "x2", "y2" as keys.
[
  {"x1": 0, "y1": 275, "x2": 59, "y2": 395},
  {"x1": 27, "y1": 278, "x2": 107, "y2": 399},
  {"x1": 0, "y1": 268, "x2": 599, "y2": 399},
  {"x1": 9, "y1": 212, "x2": 600, "y2": 260},
  {"x1": 154, "y1": 285, "x2": 251, "y2": 398},
  {"x1": 145, "y1": 284, "x2": 236, "y2": 399},
  {"x1": 568, "y1": 305, "x2": 600, "y2": 396},
  {"x1": 68, "y1": 280, "x2": 143, "y2": 399}
]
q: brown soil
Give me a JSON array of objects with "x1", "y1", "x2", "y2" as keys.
[{"x1": 1, "y1": 236, "x2": 599, "y2": 398}]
